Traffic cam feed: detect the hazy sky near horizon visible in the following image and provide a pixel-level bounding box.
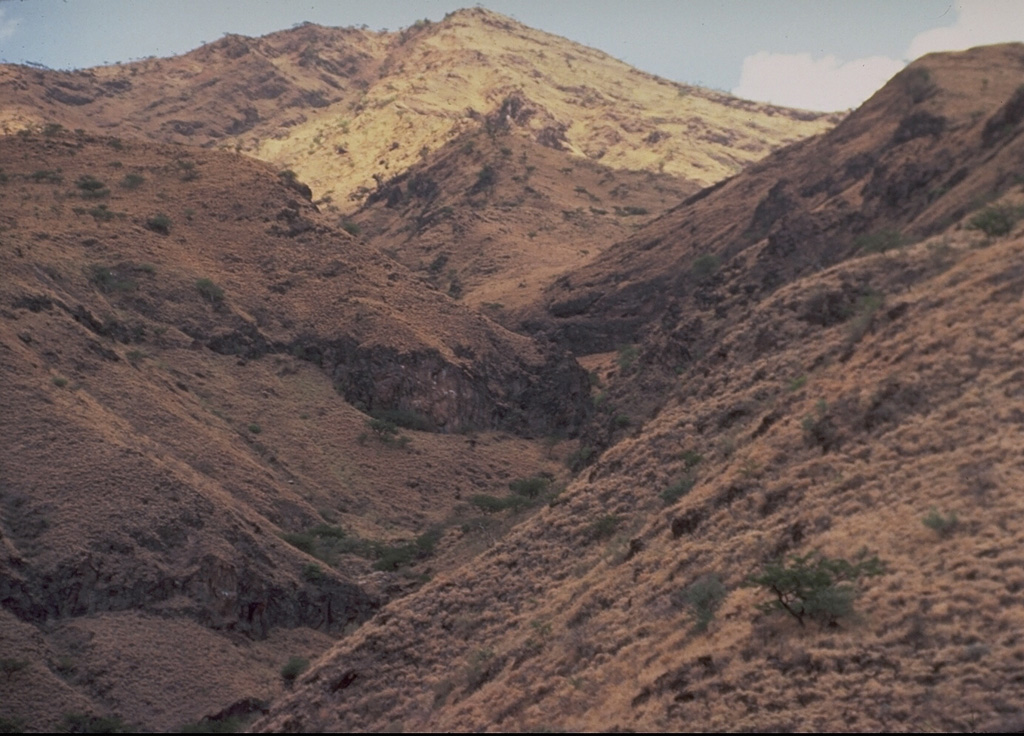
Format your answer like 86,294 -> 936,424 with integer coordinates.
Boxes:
1,0 -> 1022,111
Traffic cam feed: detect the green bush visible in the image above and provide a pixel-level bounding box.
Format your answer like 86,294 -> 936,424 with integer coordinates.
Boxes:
509,476 -> 550,498
922,507 -> 958,536
677,574 -> 727,633
280,656 -> 309,687
660,473 -> 696,505
302,563 -> 324,582
61,712 -> 129,733
146,213 -> 172,235
692,253 -> 720,280
372,408 -> 432,432
469,494 -> 534,513
855,229 -> 905,254
617,344 -> 639,371
120,173 -> 145,190
744,551 -> 884,628
76,175 -> 109,199
373,527 -> 442,571
341,221 -> 361,236
195,278 -> 224,303
31,169 -> 63,183
587,514 -> 622,542
968,204 -> 1021,238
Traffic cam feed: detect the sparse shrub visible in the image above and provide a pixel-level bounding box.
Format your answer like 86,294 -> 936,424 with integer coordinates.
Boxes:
76,204 -> 118,222
566,444 -> 595,472
52,376 -> 68,388
660,473 -> 696,505
0,658 -> 28,679
280,657 -> 309,687
247,423 -> 261,434
31,169 -> 62,183
744,551 -> 885,628
509,475 -> 550,498
680,450 -> 703,469
89,265 -> 135,293
42,122 -> 65,137
76,175 -> 109,198
922,507 -> 958,536
617,344 -> 639,371
0,716 -> 26,733
855,229 -> 904,254
195,278 -> 224,304
126,349 -> 146,365
587,514 -> 622,542
61,712 -> 129,733
373,527 -> 442,571
372,408 -> 432,432
341,220 -> 361,236
846,292 -> 883,345
692,253 -> 720,280
302,563 -> 324,582
180,715 -> 247,733
120,173 -> 145,190
677,574 -> 727,633
469,494 -> 533,513
968,203 -> 1021,238
145,213 -> 172,235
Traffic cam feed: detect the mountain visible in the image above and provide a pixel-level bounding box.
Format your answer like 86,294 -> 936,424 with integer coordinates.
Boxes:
0,130 -> 584,730
5,8 -> 1022,734
0,8 -> 835,205
252,44 -> 1024,732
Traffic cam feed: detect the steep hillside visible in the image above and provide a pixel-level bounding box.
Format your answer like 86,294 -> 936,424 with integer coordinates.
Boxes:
254,45 -> 1024,732
351,120 -> 697,310
0,9 -> 836,208
523,44 -> 1024,432
0,131 -> 583,730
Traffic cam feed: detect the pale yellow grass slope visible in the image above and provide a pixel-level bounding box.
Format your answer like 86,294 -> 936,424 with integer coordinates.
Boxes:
256,8 -> 836,204
256,206 -> 1024,732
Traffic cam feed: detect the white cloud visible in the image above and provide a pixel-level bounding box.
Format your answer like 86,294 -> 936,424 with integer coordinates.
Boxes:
0,9 -> 18,41
906,0 -> 1024,59
732,1 -> 1024,112
732,52 -> 904,111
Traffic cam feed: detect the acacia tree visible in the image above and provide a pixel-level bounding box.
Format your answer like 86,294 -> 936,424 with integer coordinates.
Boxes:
744,551 -> 885,627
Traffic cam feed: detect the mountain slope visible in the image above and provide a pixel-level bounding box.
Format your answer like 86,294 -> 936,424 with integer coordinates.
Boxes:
0,8 -> 836,208
253,44 -> 1024,733
0,130 -> 583,730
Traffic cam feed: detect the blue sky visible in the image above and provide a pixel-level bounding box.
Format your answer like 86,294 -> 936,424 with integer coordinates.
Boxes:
1,1 -> 1023,111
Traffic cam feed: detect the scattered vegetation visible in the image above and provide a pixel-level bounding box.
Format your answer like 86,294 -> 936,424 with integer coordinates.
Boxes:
968,203 -> 1021,238
52,376 -> 69,388
280,657 -> 309,687
922,507 -> 959,537
676,574 -> 727,633
61,712 -> 129,733
617,344 -> 639,372
373,527 -> 442,571
247,423 -> 262,434
89,265 -> 136,293
0,658 -> 28,680
691,253 -> 720,280
341,220 -> 361,236
855,229 -> 904,254
371,408 -> 432,432
660,473 -> 696,505
76,175 -> 109,199
145,212 -> 172,235
119,173 -> 145,190
744,551 -> 885,627
195,278 -> 224,304
31,169 -> 63,183
587,514 -> 622,542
